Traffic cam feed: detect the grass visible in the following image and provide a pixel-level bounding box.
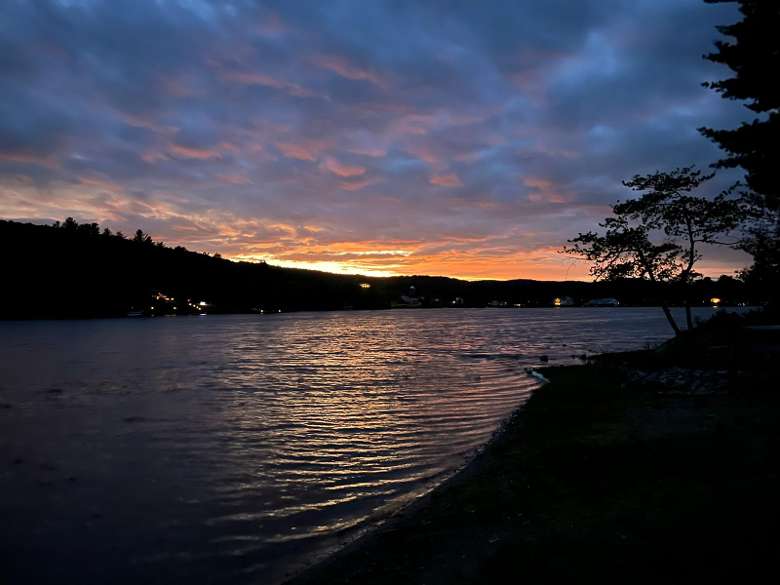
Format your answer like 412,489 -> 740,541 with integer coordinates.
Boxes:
289,358 -> 780,584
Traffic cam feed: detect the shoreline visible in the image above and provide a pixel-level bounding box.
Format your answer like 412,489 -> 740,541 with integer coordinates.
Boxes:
278,375 -> 543,584
287,344 -> 779,584
0,305 -> 755,322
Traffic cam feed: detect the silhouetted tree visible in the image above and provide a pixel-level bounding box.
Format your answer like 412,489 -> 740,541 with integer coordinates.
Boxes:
565,168 -> 744,335
133,229 -> 153,245
700,0 -> 780,303
618,167 -> 744,328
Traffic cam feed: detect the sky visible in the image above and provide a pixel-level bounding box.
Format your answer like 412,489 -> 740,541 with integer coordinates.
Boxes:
0,0 -> 753,280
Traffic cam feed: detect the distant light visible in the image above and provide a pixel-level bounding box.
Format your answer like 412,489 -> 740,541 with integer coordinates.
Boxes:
553,297 -> 562,307
199,301 -> 207,306
150,306 -> 155,310
359,283 -> 371,289
710,297 -> 721,305
173,306 -> 177,310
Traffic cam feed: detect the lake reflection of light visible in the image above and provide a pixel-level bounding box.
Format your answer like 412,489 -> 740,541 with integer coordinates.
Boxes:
0,307 -> 736,585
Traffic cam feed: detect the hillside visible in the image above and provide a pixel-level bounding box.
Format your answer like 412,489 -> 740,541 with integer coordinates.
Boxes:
0,219 -> 748,319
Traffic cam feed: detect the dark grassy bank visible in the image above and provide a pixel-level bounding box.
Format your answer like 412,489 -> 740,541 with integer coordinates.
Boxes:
289,330 -> 780,584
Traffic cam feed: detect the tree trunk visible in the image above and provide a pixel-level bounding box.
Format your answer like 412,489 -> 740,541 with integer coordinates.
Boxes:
685,303 -> 694,331
661,304 -> 681,336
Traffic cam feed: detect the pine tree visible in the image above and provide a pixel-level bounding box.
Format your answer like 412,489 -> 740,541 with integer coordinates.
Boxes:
700,0 -> 780,304
700,0 -> 780,207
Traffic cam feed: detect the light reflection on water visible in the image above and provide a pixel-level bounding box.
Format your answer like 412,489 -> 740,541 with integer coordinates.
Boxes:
0,307 -> 721,584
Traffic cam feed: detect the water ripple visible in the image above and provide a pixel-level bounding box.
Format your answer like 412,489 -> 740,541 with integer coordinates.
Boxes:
0,307 -> 721,584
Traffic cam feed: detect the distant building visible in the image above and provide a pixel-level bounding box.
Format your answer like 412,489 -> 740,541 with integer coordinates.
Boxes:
584,297 -> 620,307
487,300 -> 509,307
553,296 -> 575,307
398,285 -> 422,307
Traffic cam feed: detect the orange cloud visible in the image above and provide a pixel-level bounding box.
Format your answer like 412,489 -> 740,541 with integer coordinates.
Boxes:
227,236 -> 592,281
321,157 -> 366,178
429,173 -> 463,187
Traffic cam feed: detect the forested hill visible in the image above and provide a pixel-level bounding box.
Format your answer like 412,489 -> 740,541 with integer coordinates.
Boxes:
1,219 -> 747,319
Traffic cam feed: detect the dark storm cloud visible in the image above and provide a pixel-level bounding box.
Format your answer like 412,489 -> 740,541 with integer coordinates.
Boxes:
0,0 -> 749,278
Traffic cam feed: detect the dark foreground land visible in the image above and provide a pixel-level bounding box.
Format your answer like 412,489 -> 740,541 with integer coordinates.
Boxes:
290,317 -> 780,584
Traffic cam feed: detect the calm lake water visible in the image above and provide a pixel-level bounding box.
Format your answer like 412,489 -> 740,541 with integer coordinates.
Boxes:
0,307 -> 720,584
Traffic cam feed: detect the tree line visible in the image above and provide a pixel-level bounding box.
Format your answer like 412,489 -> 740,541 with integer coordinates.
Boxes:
0,217 -> 750,319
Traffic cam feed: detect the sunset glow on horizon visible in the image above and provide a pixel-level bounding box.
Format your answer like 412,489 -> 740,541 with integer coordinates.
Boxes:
0,0 -> 753,280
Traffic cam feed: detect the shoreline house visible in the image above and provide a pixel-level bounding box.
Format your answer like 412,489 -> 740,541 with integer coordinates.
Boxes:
396,285 -> 422,308
553,296 -> 575,307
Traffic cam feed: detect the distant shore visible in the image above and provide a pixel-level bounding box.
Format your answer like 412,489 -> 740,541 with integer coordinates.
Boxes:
288,332 -> 779,584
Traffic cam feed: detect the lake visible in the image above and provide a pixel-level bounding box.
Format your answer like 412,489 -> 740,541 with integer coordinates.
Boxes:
0,307 -> 721,584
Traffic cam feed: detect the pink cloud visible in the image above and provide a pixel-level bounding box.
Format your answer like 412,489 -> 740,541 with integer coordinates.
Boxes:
78,175 -> 123,193
429,173 -> 463,188
254,12 -> 289,37
217,174 -> 252,185
0,150 -> 59,169
320,156 -> 366,178
389,113 -> 436,137
276,140 -> 328,161
348,145 -> 387,158
405,143 -> 441,167
339,177 -> 377,191
311,54 -> 386,87
221,71 -> 313,97
141,150 -> 167,163
169,144 -> 223,160
523,176 -> 569,203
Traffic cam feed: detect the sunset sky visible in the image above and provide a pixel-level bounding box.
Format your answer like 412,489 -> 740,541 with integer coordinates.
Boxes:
0,0 -> 752,280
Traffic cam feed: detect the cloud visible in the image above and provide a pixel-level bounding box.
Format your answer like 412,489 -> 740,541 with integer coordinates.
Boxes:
220,70 -> 314,97
169,144 -> 223,160
320,157 -> 366,178
310,54 -> 387,88
275,140 -> 329,161
430,173 -> 463,188
0,0 -> 751,279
